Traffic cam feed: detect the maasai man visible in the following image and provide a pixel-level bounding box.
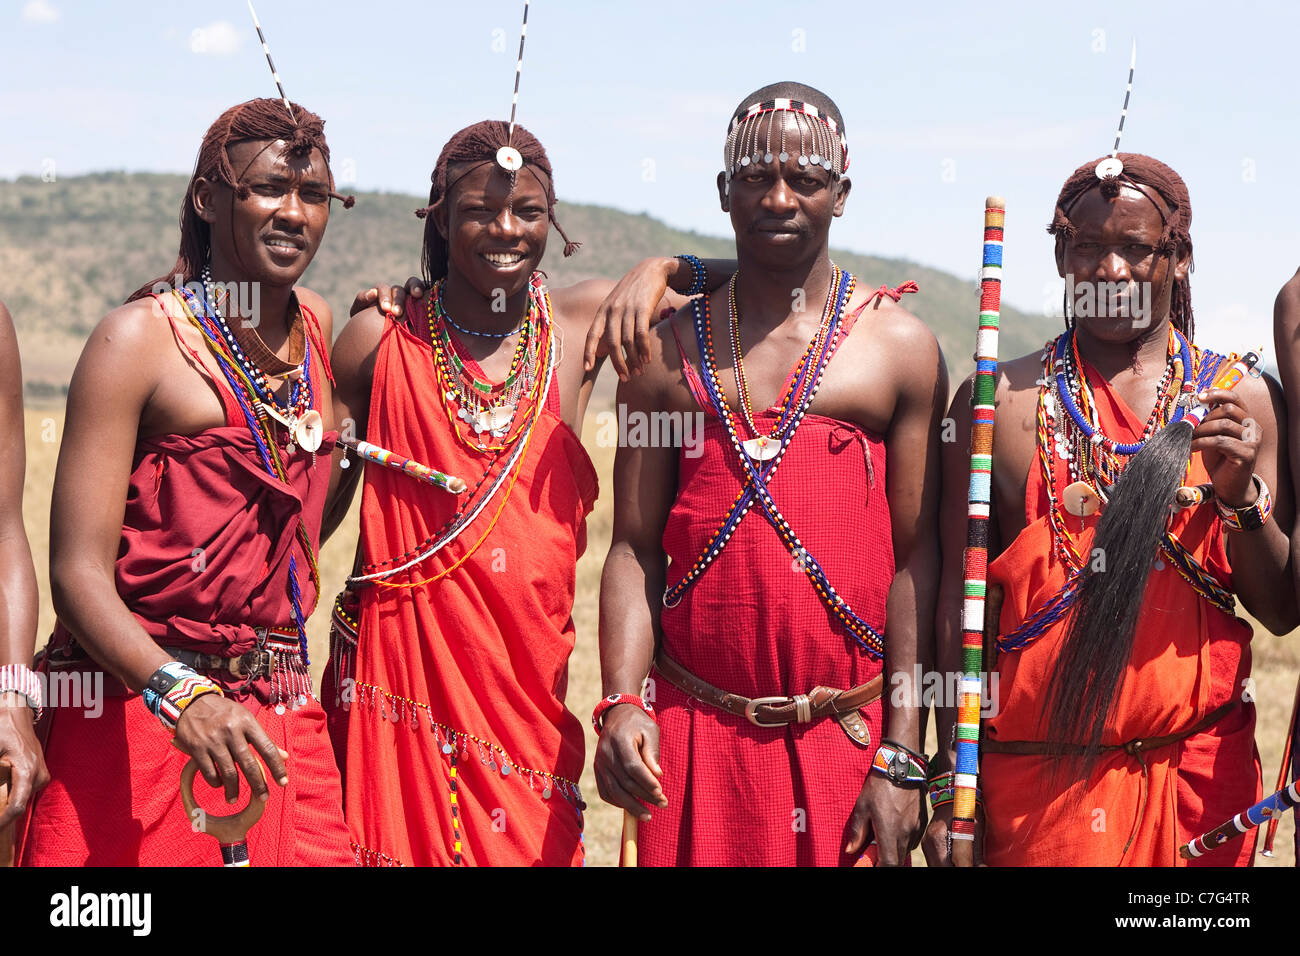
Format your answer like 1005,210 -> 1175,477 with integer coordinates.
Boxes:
595,82 -> 945,866
928,153 -> 1295,867
17,99 -> 355,866
0,301 -> 49,834
1272,265 -> 1300,865
325,119 -> 728,866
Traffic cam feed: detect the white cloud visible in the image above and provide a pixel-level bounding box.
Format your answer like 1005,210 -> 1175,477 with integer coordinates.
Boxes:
189,21 -> 242,56
22,0 -> 60,24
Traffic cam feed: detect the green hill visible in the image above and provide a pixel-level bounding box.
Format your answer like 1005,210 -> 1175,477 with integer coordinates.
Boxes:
0,172 -> 1053,400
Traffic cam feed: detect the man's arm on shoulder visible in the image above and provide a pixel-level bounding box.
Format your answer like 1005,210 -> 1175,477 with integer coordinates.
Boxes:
322,305 -> 386,542
593,327 -> 680,821
1273,273 -> 1300,628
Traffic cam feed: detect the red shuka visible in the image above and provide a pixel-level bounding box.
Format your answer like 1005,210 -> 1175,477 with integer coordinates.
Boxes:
328,314 -> 597,867
640,306 -> 893,866
983,353 -> 1260,867
17,298 -> 351,867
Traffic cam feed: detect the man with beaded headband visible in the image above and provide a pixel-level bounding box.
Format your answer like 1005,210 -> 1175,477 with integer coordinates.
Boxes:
323,119 -> 731,866
16,98 -> 355,866
595,82 -> 945,866
929,153 -> 1295,867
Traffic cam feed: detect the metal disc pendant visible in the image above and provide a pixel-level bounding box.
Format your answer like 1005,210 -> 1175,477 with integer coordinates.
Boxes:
275,704 -> 286,715
778,151 -> 789,163
1063,480 -> 1101,517
798,155 -> 809,167
442,743 -> 453,755
294,409 -> 324,453
763,152 -> 773,164
496,145 -> 524,171
742,436 -> 780,461
542,787 -> 552,800
810,153 -> 820,165
500,763 -> 511,776
739,155 -> 751,167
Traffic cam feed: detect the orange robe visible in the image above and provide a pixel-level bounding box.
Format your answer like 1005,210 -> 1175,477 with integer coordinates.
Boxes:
983,354 -> 1261,867
327,314 -> 597,867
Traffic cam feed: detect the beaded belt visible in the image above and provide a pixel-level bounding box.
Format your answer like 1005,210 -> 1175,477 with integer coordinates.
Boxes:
165,626 -> 314,710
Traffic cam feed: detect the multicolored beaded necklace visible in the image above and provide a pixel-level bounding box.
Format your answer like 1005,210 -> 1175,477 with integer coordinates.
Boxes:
171,284 -> 321,671
349,273 -> 556,589
428,274 -> 545,450
998,332 -> 1234,653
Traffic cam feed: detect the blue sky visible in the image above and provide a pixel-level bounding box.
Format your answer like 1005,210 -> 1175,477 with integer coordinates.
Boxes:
2,0 -> 1297,359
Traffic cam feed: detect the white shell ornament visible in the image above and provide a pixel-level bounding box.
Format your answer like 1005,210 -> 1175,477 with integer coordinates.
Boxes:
496,145 -> 524,172
1095,156 -> 1124,180
742,436 -> 780,461
1063,480 -> 1101,517
293,409 -> 324,453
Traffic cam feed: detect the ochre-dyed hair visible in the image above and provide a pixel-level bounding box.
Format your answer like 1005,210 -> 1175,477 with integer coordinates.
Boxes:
1048,152 -> 1195,340
127,97 -> 351,303
414,120 -> 579,283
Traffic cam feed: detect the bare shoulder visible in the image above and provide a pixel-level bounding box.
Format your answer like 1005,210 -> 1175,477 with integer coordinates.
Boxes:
85,297 -> 172,358
332,304 -> 388,379
296,285 -> 335,340
551,278 -> 615,330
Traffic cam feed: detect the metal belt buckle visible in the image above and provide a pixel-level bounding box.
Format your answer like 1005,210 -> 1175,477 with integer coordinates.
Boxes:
744,696 -> 793,728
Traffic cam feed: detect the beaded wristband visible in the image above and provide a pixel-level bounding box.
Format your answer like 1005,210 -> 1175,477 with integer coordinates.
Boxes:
141,661 -> 223,734
675,254 -> 707,297
592,693 -> 656,735
927,770 -> 981,811
0,663 -> 43,721
872,741 -> 928,788
1215,474 -> 1273,532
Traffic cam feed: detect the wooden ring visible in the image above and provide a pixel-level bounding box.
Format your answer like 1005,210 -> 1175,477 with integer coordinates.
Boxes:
180,758 -> 266,845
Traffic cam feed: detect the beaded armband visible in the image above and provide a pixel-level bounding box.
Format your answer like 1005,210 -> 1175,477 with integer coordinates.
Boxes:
871,741 -> 928,789
592,693 -> 656,735
0,663 -> 43,721
141,661 -> 223,734
927,770 -> 982,811
1216,474 -> 1272,532
674,254 -> 707,297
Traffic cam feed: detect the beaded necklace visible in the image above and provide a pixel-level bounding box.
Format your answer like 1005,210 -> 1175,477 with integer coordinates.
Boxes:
727,271 -> 835,460
171,287 -> 321,668
428,274 -> 545,449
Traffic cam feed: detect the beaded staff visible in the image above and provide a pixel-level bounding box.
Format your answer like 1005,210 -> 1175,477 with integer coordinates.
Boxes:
246,1 -> 295,123
340,438 -> 468,495
951,197 -> 1005,866
1181,779 -> 1300,860
1262,675 -> 1300,855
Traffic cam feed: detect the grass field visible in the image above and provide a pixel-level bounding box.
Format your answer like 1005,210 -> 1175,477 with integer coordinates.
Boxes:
19,404 -> 1300,866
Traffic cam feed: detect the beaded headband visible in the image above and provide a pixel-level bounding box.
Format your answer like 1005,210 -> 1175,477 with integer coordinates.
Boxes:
723,98 -> 849,190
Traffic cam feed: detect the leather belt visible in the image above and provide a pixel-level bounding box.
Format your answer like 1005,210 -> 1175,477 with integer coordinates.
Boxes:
981,700 -> 1239,757
653,649 -> 882,747
164,625 -> 300,682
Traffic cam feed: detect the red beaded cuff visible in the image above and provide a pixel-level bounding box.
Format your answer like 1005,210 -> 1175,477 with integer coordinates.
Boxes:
592,693 -> 656,735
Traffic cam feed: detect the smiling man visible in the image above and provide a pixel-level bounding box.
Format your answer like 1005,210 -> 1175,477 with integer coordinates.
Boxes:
17,99 -> 354,866
929,153 -> 1294,867
323,119 -> 728,867
594,82 -> 945,866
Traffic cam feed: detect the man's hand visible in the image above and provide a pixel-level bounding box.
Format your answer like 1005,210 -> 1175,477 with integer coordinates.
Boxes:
921,801 -> 986,866
583,257 -> 677,380
172,694 -> 288,804
845,772 -> 925,865
593,704 -> 667,822
1193,386 -> 1262,508
0,696 -> 49,827
350,277 -> 426,318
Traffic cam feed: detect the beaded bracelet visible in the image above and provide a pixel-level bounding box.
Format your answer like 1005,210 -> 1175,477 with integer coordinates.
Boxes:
871,741 -> 929,788
675,254 -> 707,297
0,663 -> 43,721
1215,474 -> 1273,532
141,661 -> 223,734
592,693 -> 656,735
927,770 -> 982,811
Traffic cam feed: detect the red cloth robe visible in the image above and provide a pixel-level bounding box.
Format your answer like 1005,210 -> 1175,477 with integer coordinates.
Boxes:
326,313 -> 596,867
16,299 -> 351,867
983,353 -> 1260,867
640,305 -> 894,866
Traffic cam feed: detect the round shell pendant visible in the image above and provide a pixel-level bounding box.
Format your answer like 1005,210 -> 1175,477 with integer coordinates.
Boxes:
293,409 -> 324,453
742,436 -> 780,461
1063,480 -> 1101,517
496,145 -> 524,171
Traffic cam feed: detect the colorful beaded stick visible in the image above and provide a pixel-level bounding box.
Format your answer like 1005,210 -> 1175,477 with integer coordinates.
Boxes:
951,197 -> 1004,865
339,438 -> 467,495
1181,780 -> 1300,860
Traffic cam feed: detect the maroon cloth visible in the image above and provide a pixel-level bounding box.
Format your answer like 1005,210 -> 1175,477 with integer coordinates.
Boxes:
639,306 -> 894,866
19,300 -> 351,866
